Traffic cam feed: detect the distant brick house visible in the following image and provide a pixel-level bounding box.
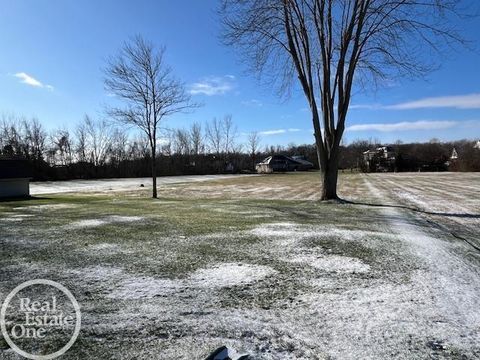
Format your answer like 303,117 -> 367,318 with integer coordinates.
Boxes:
0,158 -> 32,198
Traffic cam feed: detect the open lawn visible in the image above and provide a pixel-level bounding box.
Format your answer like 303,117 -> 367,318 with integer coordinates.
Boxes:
1,172 -> 479,359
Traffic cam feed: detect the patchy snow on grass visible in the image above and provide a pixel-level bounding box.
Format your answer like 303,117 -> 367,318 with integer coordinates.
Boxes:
83,262 -> 277,300
84,243 -> 134,255
70,265 -> 124,282
14,203 -> 78,211
1,214 -> 35,222
249,222 -> 377,249
88,243 -> 121,251
288,253 -> 370,273
108,276 -> 180,300
249,222 -> 310,239
68,219 -> 107,228
189,263 -> 276,288
67,215 -> 144,229
107,215 -> 144,222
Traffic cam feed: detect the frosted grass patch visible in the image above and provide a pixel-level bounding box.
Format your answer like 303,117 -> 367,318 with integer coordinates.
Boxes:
108,276 -> 180,300
84,243 -> 134,254
249,222 -> 307,238
249,222 -> 378,244
69,219 -> 107,228
108,215 -> 144,222
105,263 -> 276,299
1,214 -> 35,222
13,203 -> 78,211
189,263 -> 276,288
69,265 -> 124,282
67,215 -> 144,228
288,254 -> 370,273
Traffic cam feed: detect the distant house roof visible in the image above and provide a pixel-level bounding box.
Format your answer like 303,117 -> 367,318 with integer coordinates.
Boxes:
450,148 -> 459,160
257,155 -> 302,166
0,159 -> 32,179
291,155 -> 314,167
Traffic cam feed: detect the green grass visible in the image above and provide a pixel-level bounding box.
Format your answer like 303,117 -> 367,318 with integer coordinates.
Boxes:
2,172 -> 470,359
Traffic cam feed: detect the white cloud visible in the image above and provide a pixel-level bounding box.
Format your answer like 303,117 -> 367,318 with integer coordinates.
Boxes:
189,75 -> 235,96
347,120 -> 457,132
259,128 -> 304,136
349,104 -> 382,110
242,99 -> 263,107
14,72 -> 54,90
386,94 -> 480,110
259,129 -> 286,135
350,93 -> 480,111
14,72 -> 54,91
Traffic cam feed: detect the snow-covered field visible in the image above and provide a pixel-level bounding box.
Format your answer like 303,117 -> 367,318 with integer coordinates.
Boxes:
30,174 -> 254,195
1,172 -> 479,359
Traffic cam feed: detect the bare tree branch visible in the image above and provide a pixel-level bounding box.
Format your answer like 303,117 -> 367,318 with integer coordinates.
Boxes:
220,0 -> 467,200
104,35 -> 198,198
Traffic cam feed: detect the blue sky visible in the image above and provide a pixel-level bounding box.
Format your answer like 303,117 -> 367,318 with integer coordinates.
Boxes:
1,0 -> 480,148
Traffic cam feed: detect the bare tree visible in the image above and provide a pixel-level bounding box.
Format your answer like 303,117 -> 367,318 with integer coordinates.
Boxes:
206,117 -> 223,155
104,35 -> 196,198
49,129 -> 73,166
222,114 -> 237,155
75,122 -> 88,163
22,117 -> 47,161
109,128 -> 129,164
159,130 -> 174,156
221,0 -> 465,200
0,114 -> 22,156
189,122 -> 203,155
173,128 -> 190,155
247,131 -> 261,170
128,135 -> 150,160
83,115 -> 112,166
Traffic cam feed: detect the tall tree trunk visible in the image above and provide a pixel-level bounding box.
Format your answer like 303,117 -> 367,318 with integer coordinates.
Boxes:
315,136 -> 340,201
320,158 -> 339,200
151,146 -> 157,199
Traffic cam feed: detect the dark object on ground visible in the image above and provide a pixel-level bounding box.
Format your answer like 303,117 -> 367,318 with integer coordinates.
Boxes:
140,183 -> 144,187
205,346 -> 231,360
204,346 -> 251,360
427,340 -> 447,351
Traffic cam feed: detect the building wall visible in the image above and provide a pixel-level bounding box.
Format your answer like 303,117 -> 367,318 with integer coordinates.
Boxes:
256,164 -> 273,174
0,178 -> 30,198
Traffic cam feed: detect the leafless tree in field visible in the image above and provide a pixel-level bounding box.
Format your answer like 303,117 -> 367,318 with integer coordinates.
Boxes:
221,0 -> 465,200
104,35 -> 196,198
110,128 -> 129,164
206,117 -> 223,155
174,128 -> 191,155
222,114 -> 237,155
189,122 -> 204,155
83,115 -> 113,166
75,122 -> 88,163
22,117 -> 47,161
248,131 -> 261,170
49,129 -> 73,166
